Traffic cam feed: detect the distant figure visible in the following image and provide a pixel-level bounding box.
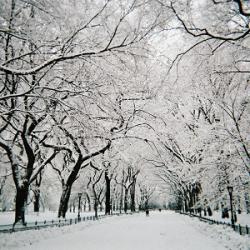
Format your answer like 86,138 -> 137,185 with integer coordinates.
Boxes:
146,209 -> 149,216
159,208 -> 161,212
222,207 -> 229,218
233,211 -> 237,223
207,207 -> 212,216
197,207 -> 202,217
203,208 -> 207,216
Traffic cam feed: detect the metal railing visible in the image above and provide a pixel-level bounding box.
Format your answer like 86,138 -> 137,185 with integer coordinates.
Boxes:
0,212 -> 134,234
177,211 -> 249,236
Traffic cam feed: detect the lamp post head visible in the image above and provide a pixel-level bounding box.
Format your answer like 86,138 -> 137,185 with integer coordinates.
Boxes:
227,186 -> 233,194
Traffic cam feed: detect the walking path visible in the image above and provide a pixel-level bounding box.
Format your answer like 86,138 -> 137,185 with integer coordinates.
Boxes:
13,211 -> 232,250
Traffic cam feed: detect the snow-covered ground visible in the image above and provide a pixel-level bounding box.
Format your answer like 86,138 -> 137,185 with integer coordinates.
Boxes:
0,211 -> 249,250
0,211 -> 104,225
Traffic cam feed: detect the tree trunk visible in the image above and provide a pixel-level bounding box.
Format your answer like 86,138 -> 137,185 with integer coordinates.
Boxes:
100,202 -> 103,212
130,181 -> 136,212
111,199 -> 114,213
145,197 -> 148,210
33,189 -> 40,212
94,201 -> 98,218
58,185 -> 72,218
85,193 -> 91,211
105,171 -> 111,215
124,189 -> 129,213
83,200 -> 86,212
116,200 -> 119,212
14,184 -> 29,225
120,186 -> 124,213
58,156 -> 84,218
33,170 -> 43,212
184,198 -> 188,212
245,191 -> 250,214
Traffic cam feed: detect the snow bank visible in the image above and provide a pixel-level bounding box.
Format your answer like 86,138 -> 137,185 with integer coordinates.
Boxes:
0,216 -> 108,250
182,214 -> 250,250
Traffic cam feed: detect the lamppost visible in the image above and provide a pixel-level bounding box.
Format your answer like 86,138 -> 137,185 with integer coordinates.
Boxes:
227,185 -> 234,228
78,193 -> 82,221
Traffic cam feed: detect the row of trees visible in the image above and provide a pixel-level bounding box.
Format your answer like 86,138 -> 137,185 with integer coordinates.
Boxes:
56,158 -> 155,218
0,0 -> 163,224
150,0 -> 250,213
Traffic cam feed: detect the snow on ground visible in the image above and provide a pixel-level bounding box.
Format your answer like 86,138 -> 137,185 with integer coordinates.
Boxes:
0,211 -> 249,250
0,211 -> 103,225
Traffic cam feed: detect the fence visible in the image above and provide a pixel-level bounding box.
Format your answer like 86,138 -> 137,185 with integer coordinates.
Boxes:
0,212 -> 132,234
177,211 -> 249,236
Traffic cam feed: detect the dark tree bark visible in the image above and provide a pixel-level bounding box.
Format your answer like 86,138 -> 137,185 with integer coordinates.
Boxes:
0,111 -> 57,226
14,184 -> 29,225
33,171 -> 42,212
91,170 -> 104,218
94,200 -> 98,218
13,122 -> 36,225
85,193 -> 91,211
83,199 -> 86,211
56,137 -> 111,218
58,185 -> 72,218
33,189 -> 40,212
119,180 -> 124,213
184,197 -> 188,212
57,156 -> 83,218
105,170 -> 111,215
130,180 -> 136,212
124,188 -> 129,213
144,195 -> 149,210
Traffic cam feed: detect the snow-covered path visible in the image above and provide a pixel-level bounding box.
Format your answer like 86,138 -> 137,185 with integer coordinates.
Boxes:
14,211 -> 231,250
